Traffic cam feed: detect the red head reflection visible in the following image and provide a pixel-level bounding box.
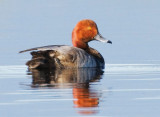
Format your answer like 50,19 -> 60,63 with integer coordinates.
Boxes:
73,87 -> 99,115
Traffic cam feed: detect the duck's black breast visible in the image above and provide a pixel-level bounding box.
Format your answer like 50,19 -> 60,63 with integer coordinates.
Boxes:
20,45 -> 105,69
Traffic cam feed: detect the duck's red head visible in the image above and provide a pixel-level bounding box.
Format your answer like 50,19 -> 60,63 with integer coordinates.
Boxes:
72,19 -> 112,49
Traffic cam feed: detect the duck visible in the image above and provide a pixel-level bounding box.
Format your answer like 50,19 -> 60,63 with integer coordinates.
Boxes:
20,19 -> 112,69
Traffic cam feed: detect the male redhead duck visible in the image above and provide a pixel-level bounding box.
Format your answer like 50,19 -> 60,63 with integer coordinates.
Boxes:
20,19 -> 112,69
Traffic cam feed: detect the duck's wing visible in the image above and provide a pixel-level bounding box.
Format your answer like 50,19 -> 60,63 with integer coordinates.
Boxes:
19,45 -> 104,68
19,45 -> 66,53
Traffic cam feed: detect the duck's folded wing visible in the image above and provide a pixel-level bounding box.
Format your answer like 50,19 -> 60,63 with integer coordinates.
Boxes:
19,45 -> 66,53
19,45 -> 104,68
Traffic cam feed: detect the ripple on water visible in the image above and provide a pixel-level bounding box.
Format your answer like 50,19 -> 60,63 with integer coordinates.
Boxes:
105,64 -> 160,75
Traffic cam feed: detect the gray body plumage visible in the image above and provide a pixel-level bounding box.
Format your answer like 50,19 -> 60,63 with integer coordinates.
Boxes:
20,45 -> 104,69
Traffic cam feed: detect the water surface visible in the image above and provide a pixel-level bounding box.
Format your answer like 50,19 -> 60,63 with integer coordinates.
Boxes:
1,64 -> 160,117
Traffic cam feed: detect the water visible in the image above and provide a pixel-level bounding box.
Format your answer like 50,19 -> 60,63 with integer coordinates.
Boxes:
1,0 -> 160,117
1,64 -> 160,117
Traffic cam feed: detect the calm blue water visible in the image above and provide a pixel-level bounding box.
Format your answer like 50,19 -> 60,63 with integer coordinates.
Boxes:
0,64 -> 160,117
0,0 -> 160,117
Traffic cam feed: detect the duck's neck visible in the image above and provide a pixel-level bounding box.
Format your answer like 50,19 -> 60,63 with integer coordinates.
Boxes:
72,40 -> 89,49
72,31 -> 89,50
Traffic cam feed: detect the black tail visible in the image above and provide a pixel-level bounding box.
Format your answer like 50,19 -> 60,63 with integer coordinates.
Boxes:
26,50 -> 63,69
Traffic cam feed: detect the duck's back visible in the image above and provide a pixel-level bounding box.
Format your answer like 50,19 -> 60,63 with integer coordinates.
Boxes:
20,45 -> 104,69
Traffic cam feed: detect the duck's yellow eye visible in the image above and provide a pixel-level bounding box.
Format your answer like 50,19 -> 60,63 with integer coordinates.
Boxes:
87,26 -> 92,30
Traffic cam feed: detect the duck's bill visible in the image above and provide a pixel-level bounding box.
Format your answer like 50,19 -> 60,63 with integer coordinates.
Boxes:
94,34 -> 112,44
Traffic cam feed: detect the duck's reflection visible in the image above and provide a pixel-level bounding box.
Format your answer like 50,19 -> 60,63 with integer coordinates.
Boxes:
73,87 -> 100,115
28,68 -> 104,115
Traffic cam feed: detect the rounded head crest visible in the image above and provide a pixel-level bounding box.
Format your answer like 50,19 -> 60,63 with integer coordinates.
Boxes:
74,19 -> 98,42
72,19 -> 112,49
72,19 -> 98,49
